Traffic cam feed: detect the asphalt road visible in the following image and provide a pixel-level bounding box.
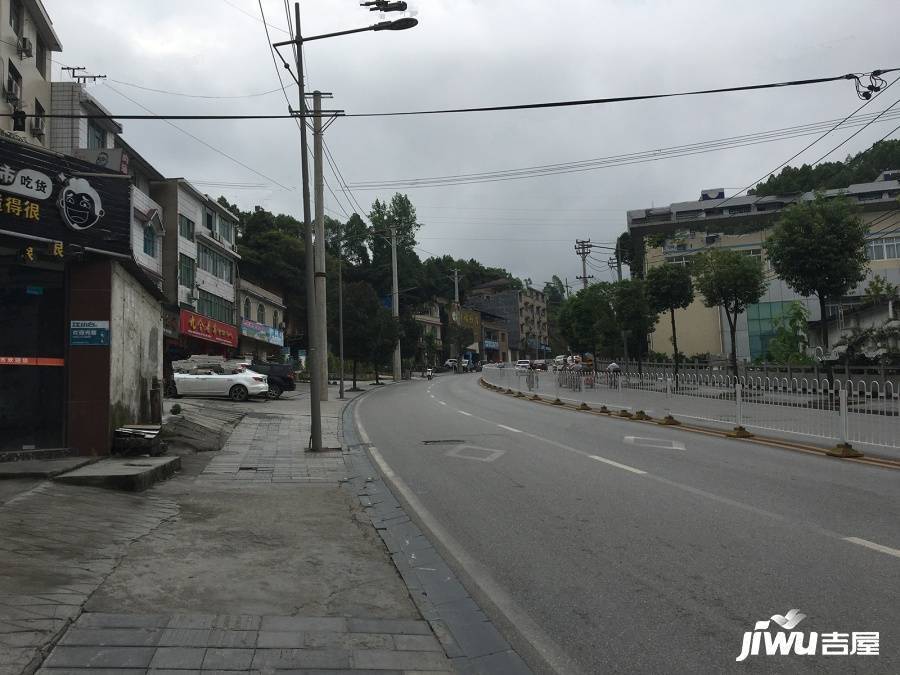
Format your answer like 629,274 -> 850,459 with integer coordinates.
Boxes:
353,373 -> 900,674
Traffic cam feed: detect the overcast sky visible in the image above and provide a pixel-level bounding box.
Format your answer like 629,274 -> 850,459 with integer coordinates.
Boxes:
45,0 -> 900,287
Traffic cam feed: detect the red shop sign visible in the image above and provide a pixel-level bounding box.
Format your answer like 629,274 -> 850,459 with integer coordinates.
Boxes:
179,309 -> 238,347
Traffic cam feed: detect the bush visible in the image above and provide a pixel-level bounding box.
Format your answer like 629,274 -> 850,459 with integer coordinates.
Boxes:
170,404 -> 182,415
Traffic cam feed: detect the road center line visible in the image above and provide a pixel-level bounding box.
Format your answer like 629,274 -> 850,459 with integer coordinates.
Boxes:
589,455 -> 647,475
844,536 -> 900,559
458,410 -> 473,416
497,424 -> 522,433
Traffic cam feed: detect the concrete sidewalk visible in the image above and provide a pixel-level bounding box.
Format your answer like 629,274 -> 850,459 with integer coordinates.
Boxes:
8,384 -> 454,674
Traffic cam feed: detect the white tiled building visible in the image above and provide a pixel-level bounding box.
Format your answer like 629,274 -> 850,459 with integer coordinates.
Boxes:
0,0 -> 61,147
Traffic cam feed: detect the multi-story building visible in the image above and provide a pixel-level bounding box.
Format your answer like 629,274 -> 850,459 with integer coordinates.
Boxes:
0,0 -> 61,147
627,173 -> 900,361
481,311 -> 510,363
49,82 -> 123,158
467,279 -> 549,360
152,179 -> 241,362
237,276 -> 285,360
413,300 -> 443,364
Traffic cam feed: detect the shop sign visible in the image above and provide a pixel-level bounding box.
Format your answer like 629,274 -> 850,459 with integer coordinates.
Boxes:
180,309 -> 238,347
0,356 -> 64,366
240,318 -> 284,347
0,138 -> 131,256
70,320 -> 110,346
484,339 -> 500,350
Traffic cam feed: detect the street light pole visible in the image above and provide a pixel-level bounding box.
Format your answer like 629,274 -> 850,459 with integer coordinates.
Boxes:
294,3 -> 322,451
391,225 -> 401,382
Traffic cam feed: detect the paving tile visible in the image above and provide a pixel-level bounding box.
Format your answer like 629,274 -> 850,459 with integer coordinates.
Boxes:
351,648 -> 450,671
213,615 -> 261,631
201,648 -> 254,670
59,627 -> 162,647
347,619 -> 431,635
256,630 -> 305,648
76,613 -> 169,629
260,616 -> 347,633
167,614 -> 216,629
393,634 -> 443,652
304,631 -> 394,650
251,647 -> 351,670
43,645 -> 156,668
158,628 -> 211,647
443,618 -> 508,658
149,646 -> 206,669
455,649 -> 532,675
207,629 -> 257,648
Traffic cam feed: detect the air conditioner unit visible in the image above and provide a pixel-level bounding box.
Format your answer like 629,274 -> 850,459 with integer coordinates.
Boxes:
30,116 -> 44,138
4,81 -> 21,105
16,37 -> 33,58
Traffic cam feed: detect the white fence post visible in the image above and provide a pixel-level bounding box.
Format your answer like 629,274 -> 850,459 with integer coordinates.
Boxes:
839,387 -> 849,446
729,382 -> 753,437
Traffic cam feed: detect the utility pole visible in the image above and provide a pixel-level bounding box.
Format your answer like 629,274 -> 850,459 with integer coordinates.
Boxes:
391,226 -> 401,382
563,277 -> 572,298
575,239 -> 593,289
337,221 -> 345,400
292,3 -> 321,451
452,268 -> 460,303
613,238 -> 629,364
313,91 -> 328,401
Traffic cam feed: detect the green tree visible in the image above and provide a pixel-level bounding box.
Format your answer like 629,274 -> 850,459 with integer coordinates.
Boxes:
766,301 -> 812,364
342,282 -> 381,390
557,283 -> 619,357
765,193 -> 867,348
645,263 -> 694,375
612,279 -> 657,367
863,274 -> 899,305
693,249 -> 767,374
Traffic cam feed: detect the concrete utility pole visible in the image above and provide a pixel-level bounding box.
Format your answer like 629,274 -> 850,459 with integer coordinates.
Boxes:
293,4 -> 321,451
614,238 -> 629,364
452,268 -> 460,303
313,91 -> 328,401
337,221 -> 345,399
391,226 -> 401,382
575,239 -> 593,289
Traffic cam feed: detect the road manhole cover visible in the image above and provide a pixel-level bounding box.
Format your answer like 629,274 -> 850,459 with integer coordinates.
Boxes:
421,440 -> 465,445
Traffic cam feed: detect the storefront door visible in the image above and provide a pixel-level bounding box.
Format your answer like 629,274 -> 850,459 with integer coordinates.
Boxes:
0,262 -> 65,452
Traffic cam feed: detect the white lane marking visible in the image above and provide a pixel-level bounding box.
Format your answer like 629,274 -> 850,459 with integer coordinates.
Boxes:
624,436 -> 686,451
439,401 -> 447,406
429,394 -> 435,399
496,424 -> 522,433
446,444 -> 506,463
844,537 -> 900,559
589,455 -> 647,475
365,444 -> 581,674
457,410 -> 473,417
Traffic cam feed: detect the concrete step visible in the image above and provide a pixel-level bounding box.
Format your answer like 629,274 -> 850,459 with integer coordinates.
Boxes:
53,456 -> 181,492
0,455 -> 98,479
0,447 -> 76,463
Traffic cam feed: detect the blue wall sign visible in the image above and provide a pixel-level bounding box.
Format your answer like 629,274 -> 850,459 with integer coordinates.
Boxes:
70,320 -> 110,346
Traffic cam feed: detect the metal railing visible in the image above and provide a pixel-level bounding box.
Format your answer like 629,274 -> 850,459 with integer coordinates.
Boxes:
480,365 -> 899,450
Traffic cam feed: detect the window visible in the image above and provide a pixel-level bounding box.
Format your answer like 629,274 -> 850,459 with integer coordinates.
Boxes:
243,297 -> 251,319
178,254 -> 195,289
197,290 -> 234,324
257,304 -> 265,325
205,209 -> 215,232
866,236 -> 899,261
273,310 -> 279,329
35,37 -> 47,78
219,218 -> 233,243
197,244 -> 234,283
9,0 -> 23,36
178,214 -> 194,240
87,120 -> 106,150
7,61 -> 21,102
143,226 -> 156,257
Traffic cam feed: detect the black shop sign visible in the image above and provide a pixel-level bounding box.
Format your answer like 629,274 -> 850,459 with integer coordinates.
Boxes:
0,136 -> 131,256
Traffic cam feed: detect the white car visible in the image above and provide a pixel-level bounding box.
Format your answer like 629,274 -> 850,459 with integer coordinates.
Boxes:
514,359 -> 532,374
173,366 -> 268,402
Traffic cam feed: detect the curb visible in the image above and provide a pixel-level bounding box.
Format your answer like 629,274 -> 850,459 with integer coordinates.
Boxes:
341,386 -> 536,675
478,378 -> 900,471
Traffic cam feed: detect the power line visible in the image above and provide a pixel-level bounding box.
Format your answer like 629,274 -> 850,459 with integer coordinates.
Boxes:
338,68 -> 898,118
347,108 -> 900,189
223,0 -> 289,33
100,82 -> 293,190
105,77 -> 294,99
806,93 -> 900,166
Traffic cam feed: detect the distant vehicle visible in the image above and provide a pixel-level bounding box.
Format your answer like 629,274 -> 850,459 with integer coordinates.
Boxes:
532,359 -> 548,371
515,359 -> 532,373
426,367 -> 433,380
443,358 -> 458,369
173,365 -> 268,402
249,361 -> 296,399
553,355 -> 567,370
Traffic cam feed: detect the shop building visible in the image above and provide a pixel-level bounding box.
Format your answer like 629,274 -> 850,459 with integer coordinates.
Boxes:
0,135 -> 164,456
152,179 -> 241,366
237,276 -> 285,360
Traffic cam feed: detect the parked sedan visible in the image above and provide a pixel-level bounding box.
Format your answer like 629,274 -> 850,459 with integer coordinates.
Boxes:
173,367 -> 268,402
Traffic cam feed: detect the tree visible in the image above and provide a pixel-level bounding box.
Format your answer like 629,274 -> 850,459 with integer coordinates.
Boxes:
864,274 -> 899,305
766,301 -> 812,364
765,193 -> 868,348
342,282 -> 381,390
645,263 -> 694,375
612,279 -> 657,368
557,283 -> 619,357
693,249 -> 766,374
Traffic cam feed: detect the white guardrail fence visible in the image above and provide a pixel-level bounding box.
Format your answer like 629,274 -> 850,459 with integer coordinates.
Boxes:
480,365 -> 900,450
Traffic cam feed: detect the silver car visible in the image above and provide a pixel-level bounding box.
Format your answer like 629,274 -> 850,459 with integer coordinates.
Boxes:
173,366 -> 268,402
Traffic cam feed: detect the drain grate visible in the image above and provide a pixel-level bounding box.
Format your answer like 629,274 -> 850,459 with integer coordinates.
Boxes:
421,440 -> 465,445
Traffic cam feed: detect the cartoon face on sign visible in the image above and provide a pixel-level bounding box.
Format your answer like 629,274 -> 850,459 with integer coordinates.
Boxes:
57,177 -> 104,231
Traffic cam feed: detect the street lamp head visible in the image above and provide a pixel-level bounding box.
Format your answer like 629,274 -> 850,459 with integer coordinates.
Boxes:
373,16 -> 418,31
